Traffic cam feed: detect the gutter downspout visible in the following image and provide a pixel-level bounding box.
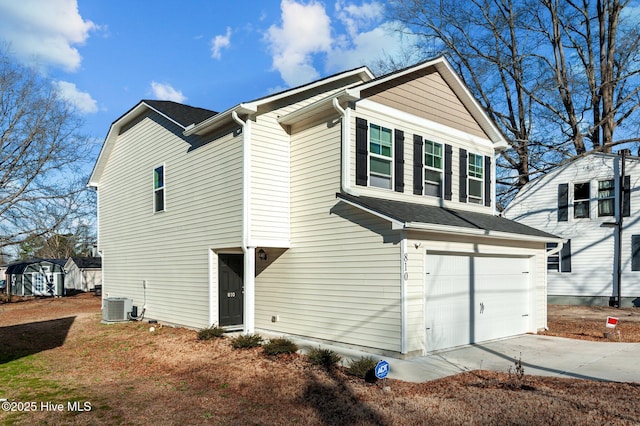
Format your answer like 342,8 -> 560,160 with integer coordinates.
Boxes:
332,98 -> 360,196
232,111 -> 255,334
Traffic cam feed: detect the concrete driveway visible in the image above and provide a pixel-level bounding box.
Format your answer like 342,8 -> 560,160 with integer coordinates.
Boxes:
386,334 -> 640,383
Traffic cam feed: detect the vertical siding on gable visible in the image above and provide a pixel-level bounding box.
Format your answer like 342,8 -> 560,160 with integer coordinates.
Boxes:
254,116 -> 403,353
362,68 -> 487,139
99,112 -> 243,329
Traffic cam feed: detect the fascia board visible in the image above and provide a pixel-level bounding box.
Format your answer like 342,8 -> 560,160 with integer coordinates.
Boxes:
277,90 -> 360,126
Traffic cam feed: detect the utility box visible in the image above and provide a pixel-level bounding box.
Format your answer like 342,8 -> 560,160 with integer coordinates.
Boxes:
102,297 -> 133,322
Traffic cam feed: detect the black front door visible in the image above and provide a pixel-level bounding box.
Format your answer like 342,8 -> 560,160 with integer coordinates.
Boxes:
218,254 -> 243,326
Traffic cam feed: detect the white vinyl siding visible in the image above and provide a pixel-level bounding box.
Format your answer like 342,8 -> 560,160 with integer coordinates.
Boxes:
503,153 -> 640,301
98,112 -> 243,328
254,116 -> 403,353
250,115 -> 291,244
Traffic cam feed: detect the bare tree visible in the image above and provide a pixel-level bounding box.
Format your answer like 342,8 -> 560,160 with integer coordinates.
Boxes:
0,51 -> 94,253
387,0 -> 640,206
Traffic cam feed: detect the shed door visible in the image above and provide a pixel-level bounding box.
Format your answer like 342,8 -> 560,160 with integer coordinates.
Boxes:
425,253 -> 531,352
218,254 -> 243,326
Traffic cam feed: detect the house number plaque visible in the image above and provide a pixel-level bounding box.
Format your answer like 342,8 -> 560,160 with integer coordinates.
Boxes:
227,292 -> 236,298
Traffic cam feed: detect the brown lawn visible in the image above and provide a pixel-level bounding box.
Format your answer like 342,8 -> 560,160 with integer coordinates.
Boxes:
0,294 -> 639,425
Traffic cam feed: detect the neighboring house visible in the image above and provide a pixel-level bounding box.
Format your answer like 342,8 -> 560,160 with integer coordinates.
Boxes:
5,259 -> 66,296
64,257 -> 102,292
503,151 -> 640,307
89,56 -> 559,356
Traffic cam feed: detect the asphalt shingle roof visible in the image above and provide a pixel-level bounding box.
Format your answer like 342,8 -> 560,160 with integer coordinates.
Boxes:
70,257 -> 102,269
143,100 -> 217,128
337,193 -> 558,239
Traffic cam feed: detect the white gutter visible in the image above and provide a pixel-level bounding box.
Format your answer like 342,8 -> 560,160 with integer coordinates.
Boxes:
332,97 -> 361,196
231,110 -> 255,334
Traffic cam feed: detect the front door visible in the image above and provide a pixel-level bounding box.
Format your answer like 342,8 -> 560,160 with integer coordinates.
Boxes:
218,254 -> 243,326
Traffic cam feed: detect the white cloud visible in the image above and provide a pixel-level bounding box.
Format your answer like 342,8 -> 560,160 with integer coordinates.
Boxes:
264,0 -> 414,86
265,0 -> 332,86
335,0 -> 384,38
150,81 -> 187,103
211,27 -> 232,59
53,80 -> 98,114
0,0 -> 95,72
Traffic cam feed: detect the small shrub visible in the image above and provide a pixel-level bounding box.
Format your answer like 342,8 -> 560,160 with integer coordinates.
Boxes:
507,353 -> 526,388
262,338 -> 298,355
197,326 -> 225,340
308,347 -> 341,368
347,356 -> 378,382
231,333 -> 263,349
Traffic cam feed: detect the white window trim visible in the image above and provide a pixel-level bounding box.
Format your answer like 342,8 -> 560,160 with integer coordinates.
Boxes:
597,179 -> 615,217
424,140 -> 443,198
468,153 -> 484,204
153,163 -> 166,213
368,123 -> 394,190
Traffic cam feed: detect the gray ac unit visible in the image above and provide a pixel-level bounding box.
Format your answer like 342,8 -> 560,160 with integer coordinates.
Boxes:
103,297 -> 133,322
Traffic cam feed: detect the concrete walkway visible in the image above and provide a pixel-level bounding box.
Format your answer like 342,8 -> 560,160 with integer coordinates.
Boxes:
293,334 -> 640,384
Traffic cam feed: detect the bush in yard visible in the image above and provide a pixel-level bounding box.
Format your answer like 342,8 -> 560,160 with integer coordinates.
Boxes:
347,356 -> 378,382
231,333 -> 263,349
262,338 -> 298,355
307,346 -> 341,368
197,325 -> 225,340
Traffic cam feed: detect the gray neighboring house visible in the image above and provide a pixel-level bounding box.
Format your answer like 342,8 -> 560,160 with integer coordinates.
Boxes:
64,257 -> 102,292
90,57 -> 560,357
5,259 -> 66,296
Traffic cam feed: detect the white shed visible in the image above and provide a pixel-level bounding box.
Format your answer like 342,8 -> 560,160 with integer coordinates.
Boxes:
64,257 -> 102,292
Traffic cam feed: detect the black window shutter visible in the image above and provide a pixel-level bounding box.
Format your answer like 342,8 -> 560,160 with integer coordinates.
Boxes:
394,129 -> 404,192
484,155 -> 491,207
558,184 -> 569,222
355,118 -> 368,186
413,135 -> 423,195
459,149 -> 467,203
444,144 -> 453,200
632,235 -> 640,271
560,239 -> 572,273
623,175 -> 631,217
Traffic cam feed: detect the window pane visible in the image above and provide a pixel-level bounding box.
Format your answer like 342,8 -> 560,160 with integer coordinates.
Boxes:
370,157 -> 391,175
370,174 -> 392,189
469,179 -> 482,197
424,182 -> 441,197
154,166 -> 164,189
370,124 -> 392,158
598,199 -> 614,216
425,169 -> 442,183
468,153 -> 483,178
424,140 -> 443,169
574,200 -> 589,218
574,182 -> 589,200
155,188 -> 164,212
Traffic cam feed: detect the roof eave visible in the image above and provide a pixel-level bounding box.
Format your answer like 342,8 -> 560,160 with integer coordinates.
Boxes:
277,89 -> 360,126
183,103 -> 257,136
399,221 -> 564,243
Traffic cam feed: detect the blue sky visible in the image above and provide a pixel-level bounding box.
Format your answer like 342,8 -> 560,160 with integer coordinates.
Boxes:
0,0 -> 415,148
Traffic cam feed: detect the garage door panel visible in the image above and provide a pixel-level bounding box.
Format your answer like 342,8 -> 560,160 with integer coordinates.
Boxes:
425,253 -> 530,352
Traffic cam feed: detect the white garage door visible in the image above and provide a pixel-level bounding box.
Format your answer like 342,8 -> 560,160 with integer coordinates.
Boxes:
425,253 -> 531,352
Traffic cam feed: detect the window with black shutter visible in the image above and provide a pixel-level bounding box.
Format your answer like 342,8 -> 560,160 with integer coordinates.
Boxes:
394,129 -> 404,192
557,184 -> 569,221
355,118 -> 368,186
459,149 -> 467,202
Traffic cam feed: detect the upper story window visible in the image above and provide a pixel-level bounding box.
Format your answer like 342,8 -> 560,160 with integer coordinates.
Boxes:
424,140 -> 443,197
573,182 -> 590,218
598,179 -> 615,217
369,124 -> 393,189
468,153 -> 483,204
154,165 -> 165,212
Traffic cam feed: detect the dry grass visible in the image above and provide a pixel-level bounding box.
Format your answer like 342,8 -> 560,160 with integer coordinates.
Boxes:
1,295 -> 639,425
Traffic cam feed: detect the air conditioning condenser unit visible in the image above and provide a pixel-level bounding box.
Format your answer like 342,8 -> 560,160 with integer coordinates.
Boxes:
103,297 -> 133,322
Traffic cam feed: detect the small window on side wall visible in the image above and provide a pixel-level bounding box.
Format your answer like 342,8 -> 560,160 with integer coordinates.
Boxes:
598,179 -> 614,217
468,153 -> 483,204
154,165 -> 165,212
573,182 -> 590,218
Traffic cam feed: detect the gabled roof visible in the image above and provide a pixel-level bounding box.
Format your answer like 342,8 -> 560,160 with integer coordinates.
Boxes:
142,100 -> 217,128
67,257 -> 102,269
336,193 -> 560,242
89,100 -> 216,187
279,56 -> 508,150
6,258 -> 66,275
